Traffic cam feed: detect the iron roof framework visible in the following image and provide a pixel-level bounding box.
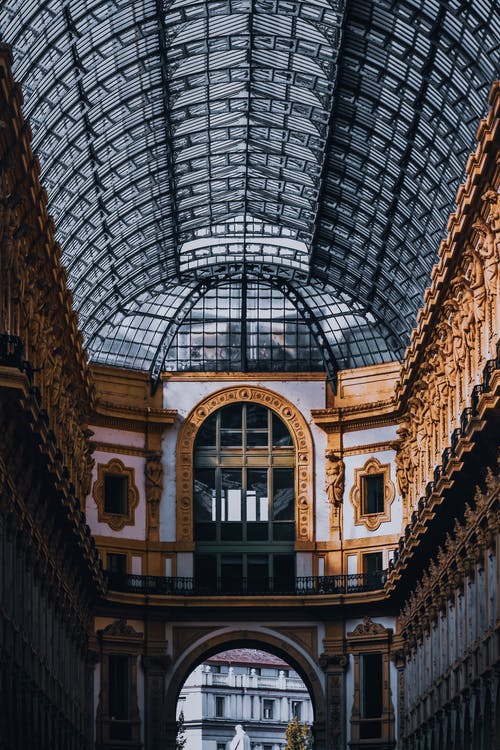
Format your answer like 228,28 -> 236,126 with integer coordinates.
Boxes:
1,0 -> 498,383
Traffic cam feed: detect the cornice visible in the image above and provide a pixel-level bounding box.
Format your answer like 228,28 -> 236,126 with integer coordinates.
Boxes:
311,399 -> 398,433
386,377 -> 499,595
92,441 -> 147,457
0,45 -> 94,407
92,399 -> 177,432
343,440 -> 397,456
396,80 -> 500,406
162,371 -> 327,382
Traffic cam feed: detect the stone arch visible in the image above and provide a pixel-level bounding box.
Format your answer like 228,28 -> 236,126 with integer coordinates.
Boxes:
176,385 -> 315,546
164,626 -> 326,748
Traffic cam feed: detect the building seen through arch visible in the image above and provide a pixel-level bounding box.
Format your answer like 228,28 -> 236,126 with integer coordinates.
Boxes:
177,649 -> 313,750
0,3 -> 499,749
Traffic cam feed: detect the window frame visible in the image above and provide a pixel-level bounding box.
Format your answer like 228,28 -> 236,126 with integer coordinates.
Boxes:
175,386 -> 315,549
93,458 -> 140,531
193,402 -> 297,592
350,456 -> 395,532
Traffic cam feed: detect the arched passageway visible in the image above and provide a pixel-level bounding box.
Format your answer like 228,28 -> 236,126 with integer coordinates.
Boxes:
164,628 -> 327,749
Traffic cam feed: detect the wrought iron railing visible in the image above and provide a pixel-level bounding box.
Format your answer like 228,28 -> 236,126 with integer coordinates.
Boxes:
106,571 -> 387,596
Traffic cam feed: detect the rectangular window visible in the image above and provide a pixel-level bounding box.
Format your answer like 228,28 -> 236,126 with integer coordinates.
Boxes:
104,475 -> 128,515
274,554 -> 295,594
247,555 -> 268,594
218,744 -> 226,750
221,469 -> 243,540
363,552 -> 384,588
221,555 -> 243,593
363,474 -> 384,515
107,553 -> 127,574
108,654 -> 130,720
215,696 -> 225,717
360,653 -> 383,739
263,699 -> 274,719
291,700 -> 302,720
363,552 -> 383,575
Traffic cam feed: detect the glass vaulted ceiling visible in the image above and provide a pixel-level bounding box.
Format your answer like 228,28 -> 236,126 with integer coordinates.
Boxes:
1,0 -> 498,385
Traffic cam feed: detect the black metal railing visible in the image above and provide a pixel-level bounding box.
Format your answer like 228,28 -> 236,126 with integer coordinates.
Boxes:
106,571 -> 387,596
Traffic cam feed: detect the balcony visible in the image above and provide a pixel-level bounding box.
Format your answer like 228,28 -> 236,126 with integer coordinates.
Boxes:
106,571 -> 387,597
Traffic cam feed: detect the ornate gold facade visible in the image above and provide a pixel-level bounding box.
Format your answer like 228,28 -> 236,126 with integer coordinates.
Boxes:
0,41 -> 499,750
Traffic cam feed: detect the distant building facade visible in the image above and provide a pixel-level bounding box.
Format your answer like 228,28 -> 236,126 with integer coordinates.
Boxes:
178,650 -> 313,750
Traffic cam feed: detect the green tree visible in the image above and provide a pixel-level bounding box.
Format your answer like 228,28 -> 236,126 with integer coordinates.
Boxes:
285,716 -> 313,750
176,709 -> 187,750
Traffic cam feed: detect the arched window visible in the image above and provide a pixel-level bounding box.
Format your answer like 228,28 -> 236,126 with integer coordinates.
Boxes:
193,402 -> 295,594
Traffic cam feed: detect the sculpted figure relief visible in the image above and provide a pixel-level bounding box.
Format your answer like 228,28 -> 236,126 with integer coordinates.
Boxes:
325,451 -> 345,507
395,421 -> 411,500
464,246 -> 486,327
435,320 -> 456,391
473,215 -> 499,312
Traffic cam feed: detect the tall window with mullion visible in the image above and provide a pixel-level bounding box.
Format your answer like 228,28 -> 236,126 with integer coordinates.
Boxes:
194,403 -> 295,593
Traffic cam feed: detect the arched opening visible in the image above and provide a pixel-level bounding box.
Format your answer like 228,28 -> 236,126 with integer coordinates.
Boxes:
193,401 -> 296,594
176,385 -> 315,551
176,648 -> 314,749
165,630 -> 326,750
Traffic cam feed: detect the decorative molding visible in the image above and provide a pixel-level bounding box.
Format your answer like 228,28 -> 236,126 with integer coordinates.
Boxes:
399,467 -> 500,641
348,616 -> 390,638
350,456 -> 395,531
163,371 -> 327,382
175,385 -> 315,546
98,619 -> 144,640
93,458 -> 140,531
343,440 -> 397,457
92,441 -> 147,457
312,400 -> 399,434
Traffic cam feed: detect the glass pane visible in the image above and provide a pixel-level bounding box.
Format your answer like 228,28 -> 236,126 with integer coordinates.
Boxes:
362,654 -> 383,718
273,522 -> 295,541
220,404 -> 242,428
246,403 -> 268,428
220,429 -> 243,447
195,413 -> 217,447
195,523 -> 216,541
221,523 -> 243,541
273,468 -> 294,520
247,469 -> 268,521
221,469 -> 242,521
247,555 -> 269,594
364,475 -> 384,514
221,555 -> 243,593
104,475 -> 128,515
195,555 -> 217,592
194,469 -> 216,521
247,430 -> 269,447
273,554 -> 295,593
272,414 -> 293,447
247,522 -> 269,541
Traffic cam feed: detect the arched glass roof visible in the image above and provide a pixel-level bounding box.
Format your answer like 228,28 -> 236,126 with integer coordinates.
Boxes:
1,0 -> 498,383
